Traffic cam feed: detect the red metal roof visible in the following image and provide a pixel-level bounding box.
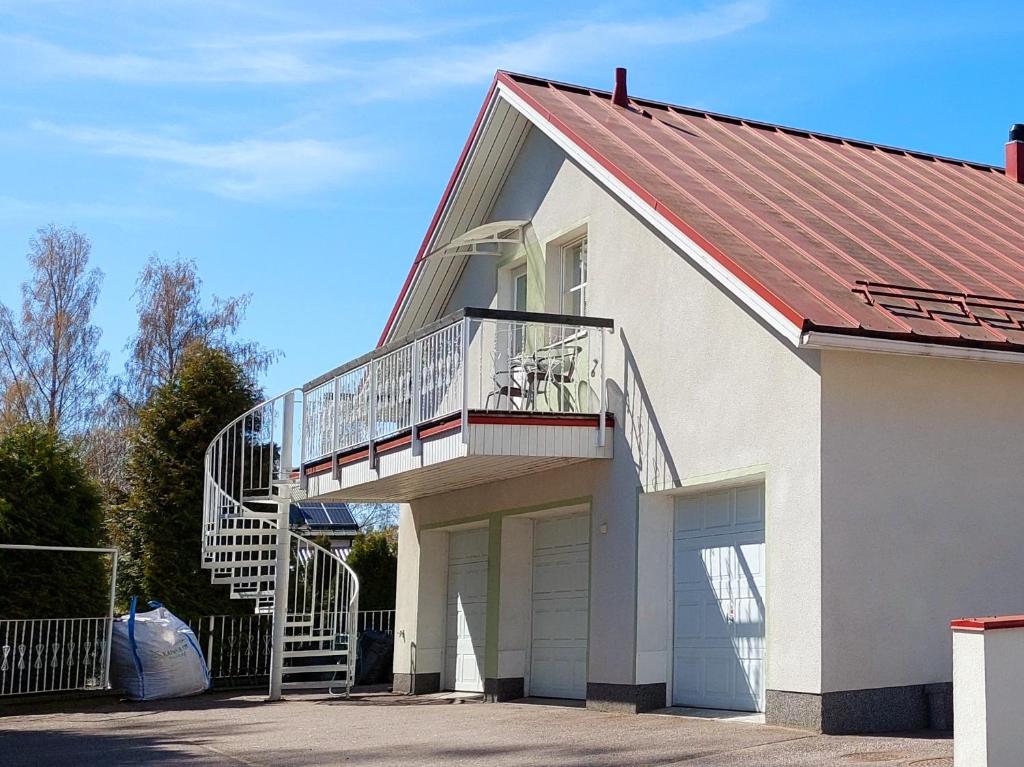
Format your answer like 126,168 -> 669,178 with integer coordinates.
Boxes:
384,71 -> 1024,351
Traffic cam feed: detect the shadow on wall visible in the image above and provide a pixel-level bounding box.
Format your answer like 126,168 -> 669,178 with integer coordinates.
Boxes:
611,331 -> 680,493
673,526 -> 765,711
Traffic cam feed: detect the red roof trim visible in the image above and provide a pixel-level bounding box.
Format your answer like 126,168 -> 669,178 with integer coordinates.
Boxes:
951,615 -> 1024,632
469,412 -> 614,428
378,75 -> 501,346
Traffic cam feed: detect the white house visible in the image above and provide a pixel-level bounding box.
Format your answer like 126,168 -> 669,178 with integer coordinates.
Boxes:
269,70 -> 1024,732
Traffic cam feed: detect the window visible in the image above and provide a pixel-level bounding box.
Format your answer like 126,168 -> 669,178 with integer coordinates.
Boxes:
560,237 -> 587,316
511,265 -> 528,353
512,266 -> 528,312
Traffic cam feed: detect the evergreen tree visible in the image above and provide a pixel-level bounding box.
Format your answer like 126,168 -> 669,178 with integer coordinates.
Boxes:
345,529 -> 397,612
116,343 -> 257,615
0,424 -> 109,618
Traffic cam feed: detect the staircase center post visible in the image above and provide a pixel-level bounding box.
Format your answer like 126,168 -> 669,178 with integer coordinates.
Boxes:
268,500 -> 292,701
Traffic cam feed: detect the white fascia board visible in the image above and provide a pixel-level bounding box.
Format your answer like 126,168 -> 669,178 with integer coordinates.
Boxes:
496,83 -> 804,348
801,331 -> 1024,365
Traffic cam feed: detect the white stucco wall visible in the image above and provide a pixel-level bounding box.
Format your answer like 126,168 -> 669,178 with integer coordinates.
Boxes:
395,127 -> 825,695
952,629 -> 988,766
953,626 -> 1024,767
821,351 -> 1024,692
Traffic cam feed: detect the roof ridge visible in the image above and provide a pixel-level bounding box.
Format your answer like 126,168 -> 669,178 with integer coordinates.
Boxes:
499,70 -> 1005,174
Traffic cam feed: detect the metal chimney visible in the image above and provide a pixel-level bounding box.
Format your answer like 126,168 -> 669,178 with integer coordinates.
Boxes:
1007,124 -> 1024,183
612,67 -> 629,108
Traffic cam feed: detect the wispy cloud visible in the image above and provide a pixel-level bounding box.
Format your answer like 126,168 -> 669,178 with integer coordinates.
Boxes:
1,1 -> 768,90
32,121 -> 380,200
357,0 -> 770,99
3,34 -> 351,84
0,195 -> 172,222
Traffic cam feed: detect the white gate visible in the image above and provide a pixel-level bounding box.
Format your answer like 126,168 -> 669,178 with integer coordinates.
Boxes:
0,544 -> 118,697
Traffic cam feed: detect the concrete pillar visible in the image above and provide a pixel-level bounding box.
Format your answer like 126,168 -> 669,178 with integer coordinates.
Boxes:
952,615 -> 1024,767
633,493 -> 673,708
585,471 -> 646,712
393,505 -> 447,694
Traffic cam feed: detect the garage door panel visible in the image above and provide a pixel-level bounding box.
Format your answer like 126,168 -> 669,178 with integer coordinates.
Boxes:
449,528 -> 489,560
448,561 -> 488,600
532,597 -> 588,641
735,486 -> 764,525
673,485 -> 765,712
530,512 -> 589,700
445,529 -> 488,693
675,544 -> 709,585
532,552 -> 588,596
702,491 -> 732,529
674,648 -> 760,711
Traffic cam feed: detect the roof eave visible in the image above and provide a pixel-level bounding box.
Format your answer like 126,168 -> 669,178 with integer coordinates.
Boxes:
801,329 -> 1024,365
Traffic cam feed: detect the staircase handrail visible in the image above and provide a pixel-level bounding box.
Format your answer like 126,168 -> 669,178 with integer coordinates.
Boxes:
202,387 -> 303,530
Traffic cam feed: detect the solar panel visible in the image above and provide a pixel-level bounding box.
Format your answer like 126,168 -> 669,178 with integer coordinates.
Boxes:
289,501 -> 359,531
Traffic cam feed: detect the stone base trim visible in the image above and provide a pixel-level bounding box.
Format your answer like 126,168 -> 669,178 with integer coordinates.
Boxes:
392,672 -> 441,695
586,682 -> 666,714
766,683 -> 953,734
483,677 -> 525,702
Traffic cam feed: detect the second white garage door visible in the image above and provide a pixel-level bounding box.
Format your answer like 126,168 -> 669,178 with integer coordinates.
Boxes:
445,528 -> 488,692
673,485 -> 766,712
530,512 -> 589,699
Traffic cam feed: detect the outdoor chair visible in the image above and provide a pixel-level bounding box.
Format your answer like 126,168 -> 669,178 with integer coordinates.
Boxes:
528,344 -> 582,412
485,354 -> 531,410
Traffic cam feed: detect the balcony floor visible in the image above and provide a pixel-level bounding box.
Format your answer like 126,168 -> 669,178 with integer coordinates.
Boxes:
302,410 -> 613,503
313,454 -> 595,502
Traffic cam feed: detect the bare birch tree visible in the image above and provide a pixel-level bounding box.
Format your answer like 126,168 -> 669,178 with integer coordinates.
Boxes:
349,502 -> 399,531
0,225 -> 107,434
122,254 -> 276,405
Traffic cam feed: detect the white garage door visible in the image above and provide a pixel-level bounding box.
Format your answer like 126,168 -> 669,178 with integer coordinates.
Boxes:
530,513 -> 589,699
673,485 -> 765,712
445,528 -> 488,692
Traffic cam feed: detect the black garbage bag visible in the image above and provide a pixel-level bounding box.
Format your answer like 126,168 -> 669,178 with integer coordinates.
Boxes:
356,629 -> 394,685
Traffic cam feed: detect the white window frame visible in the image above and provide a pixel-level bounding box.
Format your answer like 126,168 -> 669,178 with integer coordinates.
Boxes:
559,236 -> 588,317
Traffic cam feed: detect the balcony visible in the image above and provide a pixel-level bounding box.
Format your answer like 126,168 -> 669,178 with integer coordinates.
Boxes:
300,308 -> 615,501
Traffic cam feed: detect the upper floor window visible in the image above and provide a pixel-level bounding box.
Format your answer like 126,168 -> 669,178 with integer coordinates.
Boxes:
511,265 -> 528,353
560,237 -> 587,316
512,265 -> 528,312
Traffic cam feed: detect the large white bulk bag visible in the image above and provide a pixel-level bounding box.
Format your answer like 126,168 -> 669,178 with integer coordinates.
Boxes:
110,598 -> 210,701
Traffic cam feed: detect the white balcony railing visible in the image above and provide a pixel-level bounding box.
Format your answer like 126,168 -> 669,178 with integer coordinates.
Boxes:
301,308 -> 613,464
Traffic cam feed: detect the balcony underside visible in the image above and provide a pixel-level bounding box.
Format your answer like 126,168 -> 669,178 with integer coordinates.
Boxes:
302,410 -> 613,503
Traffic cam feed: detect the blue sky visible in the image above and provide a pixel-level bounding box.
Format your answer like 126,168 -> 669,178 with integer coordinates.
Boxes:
2,0 -> 1022,396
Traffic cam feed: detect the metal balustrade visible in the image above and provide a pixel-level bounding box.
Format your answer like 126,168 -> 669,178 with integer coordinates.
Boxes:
0,617 -> 111,696
186,610 -> 393,688
301,308 -> 613,464
357,610 -> 396,635
188,614 -> 273,686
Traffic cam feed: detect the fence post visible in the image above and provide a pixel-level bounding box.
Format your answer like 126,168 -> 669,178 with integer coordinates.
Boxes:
598,328 -> 607,448
460,317 -> 470,444
281,390 -> 295,478
103,550 -> 118,689
411,339 -> 422,457
268,501 -> 292,701
206,616 -> 215,677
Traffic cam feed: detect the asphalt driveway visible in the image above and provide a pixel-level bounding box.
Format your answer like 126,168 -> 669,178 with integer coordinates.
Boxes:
0,690 -> 952,767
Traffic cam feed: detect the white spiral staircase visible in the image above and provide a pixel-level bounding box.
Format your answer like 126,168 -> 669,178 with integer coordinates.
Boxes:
201,390 -> 360,698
